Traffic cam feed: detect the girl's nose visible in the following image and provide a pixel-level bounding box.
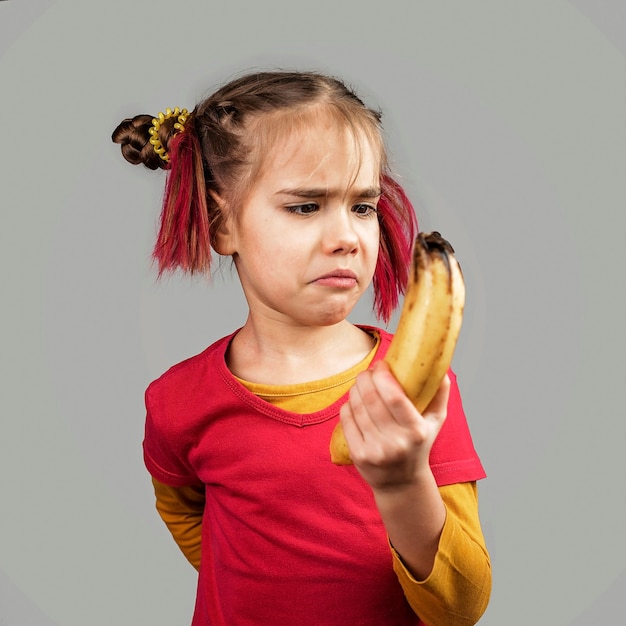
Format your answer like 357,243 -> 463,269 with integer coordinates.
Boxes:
322,208 -> 359,255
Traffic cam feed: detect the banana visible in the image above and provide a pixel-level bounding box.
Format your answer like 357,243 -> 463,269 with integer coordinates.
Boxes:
329,231 -> 465,465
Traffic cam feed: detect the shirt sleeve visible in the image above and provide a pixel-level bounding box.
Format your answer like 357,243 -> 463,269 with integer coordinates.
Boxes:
152,478 -> 205,570
391,481 -> 492,626
428,371 -> 486,486
143,383 -> 203,487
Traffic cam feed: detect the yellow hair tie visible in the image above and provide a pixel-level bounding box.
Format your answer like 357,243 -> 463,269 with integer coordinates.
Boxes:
148,107 -> 189,162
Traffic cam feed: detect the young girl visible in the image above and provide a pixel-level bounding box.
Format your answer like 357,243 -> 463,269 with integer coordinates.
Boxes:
112,70 -> 491,626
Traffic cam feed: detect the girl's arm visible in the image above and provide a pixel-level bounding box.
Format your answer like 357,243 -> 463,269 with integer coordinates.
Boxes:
392,482 -> 491,626
152,477 -> 205,570
340,361 -> 491,624
340,361 -> 450,577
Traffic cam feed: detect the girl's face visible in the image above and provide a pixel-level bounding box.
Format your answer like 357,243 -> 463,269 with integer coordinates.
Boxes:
216,119 -> 381,329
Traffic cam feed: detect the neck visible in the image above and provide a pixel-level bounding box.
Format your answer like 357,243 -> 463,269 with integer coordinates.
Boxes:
227,317 -> 375,385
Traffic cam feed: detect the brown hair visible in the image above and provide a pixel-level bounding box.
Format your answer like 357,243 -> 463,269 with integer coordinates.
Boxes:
112,70 -> 417,321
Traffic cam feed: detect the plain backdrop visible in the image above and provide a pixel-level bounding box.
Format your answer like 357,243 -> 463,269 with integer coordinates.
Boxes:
1,1 -> 625,624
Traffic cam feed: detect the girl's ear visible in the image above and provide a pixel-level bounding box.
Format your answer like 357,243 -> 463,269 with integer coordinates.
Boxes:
210,191 -> 237,256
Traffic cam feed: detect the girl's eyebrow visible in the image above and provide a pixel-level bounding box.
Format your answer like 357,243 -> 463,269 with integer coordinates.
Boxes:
275,186 -> 382,199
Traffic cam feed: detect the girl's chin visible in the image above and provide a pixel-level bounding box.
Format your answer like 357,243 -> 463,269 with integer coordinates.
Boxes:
299,306 -> 358,328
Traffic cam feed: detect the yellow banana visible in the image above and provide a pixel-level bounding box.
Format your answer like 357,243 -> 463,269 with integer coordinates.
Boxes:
330,232 -> 465,465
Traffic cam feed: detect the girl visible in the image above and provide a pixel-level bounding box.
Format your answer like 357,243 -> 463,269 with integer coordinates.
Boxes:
112,70 -> 491,626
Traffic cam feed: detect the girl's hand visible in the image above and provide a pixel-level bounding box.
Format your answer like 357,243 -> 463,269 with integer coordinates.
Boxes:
339,361 -> 450,491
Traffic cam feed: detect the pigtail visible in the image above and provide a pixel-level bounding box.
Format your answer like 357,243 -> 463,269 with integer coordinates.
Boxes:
112,114 -> 170,171
113,110 -> 216,275
153,126 -> 213,275
373,175 -> 419,323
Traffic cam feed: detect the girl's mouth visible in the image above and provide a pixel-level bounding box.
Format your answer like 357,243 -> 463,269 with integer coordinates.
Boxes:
312,269 -> 357,288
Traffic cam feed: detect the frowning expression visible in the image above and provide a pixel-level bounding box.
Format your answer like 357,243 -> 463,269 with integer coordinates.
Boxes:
215,119 -> 382,329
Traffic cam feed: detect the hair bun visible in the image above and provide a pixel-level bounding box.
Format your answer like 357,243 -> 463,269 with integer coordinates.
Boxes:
112,114 -> 168,171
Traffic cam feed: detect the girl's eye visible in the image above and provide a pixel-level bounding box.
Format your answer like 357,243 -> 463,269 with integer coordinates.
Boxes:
286,203 -> 319,215
353,204 -> 378,216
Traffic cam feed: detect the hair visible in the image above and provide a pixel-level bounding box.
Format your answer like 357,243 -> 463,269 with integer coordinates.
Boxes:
112,70 -> 418,322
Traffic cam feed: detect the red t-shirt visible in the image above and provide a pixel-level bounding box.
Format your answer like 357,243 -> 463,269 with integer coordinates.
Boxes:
144,327 -> 486,625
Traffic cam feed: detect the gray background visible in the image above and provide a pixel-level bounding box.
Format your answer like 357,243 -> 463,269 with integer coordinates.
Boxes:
1,0 -> 625,624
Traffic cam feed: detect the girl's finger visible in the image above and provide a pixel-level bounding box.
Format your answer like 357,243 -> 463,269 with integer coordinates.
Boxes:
368,361 -> 423,427
347,373 -> 383,434
339,396 -> 362,439
422,374 -> 451,422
